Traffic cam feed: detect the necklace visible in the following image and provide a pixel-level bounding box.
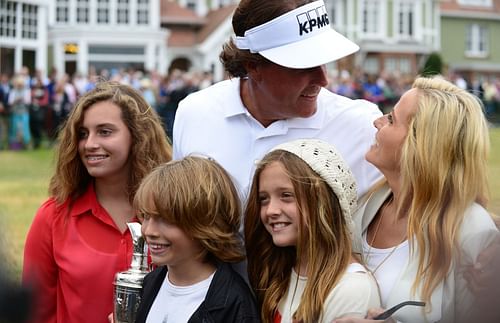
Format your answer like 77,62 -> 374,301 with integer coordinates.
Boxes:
365,197 -> 406,274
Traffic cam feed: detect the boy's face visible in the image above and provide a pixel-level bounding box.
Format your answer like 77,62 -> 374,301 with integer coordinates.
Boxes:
141,213 -> 204,269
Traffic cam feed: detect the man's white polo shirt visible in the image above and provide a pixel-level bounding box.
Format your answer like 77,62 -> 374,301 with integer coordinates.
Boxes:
173,78 -> 382,200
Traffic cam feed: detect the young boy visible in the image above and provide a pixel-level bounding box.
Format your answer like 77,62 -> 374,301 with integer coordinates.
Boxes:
133,156 -> 260,323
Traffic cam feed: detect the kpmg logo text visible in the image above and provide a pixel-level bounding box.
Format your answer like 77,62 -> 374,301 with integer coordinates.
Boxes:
296,5 -> 329,36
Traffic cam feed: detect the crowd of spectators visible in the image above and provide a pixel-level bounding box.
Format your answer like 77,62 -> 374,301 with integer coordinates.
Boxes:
0,66 -> 212,150
326,69 -> 500,117
0,66 -> 499,151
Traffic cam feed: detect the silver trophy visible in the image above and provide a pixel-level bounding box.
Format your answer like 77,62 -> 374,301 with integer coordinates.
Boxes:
113,222 -> 149,323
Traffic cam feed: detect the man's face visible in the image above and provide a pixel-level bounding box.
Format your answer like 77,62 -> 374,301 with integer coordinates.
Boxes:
246,62 -> 328,126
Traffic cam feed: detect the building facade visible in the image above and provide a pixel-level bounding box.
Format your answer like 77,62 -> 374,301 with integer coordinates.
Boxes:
160,0 -> 236,81
164,0 -> 441,80
440,0 -> 500,82
326,0 -> 440,77
2,0 -> 500,84
48,0 -> 168,77
0,0 -> 49,76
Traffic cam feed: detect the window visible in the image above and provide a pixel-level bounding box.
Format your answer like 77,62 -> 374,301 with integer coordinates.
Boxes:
137,0 -> 149,25
396,1 -> 415,40
77,0 -> 89,23
398,58 -> 411,74
363,56 -> 379,74
97,0 -> 110,24
89,45 -> 144,55
458,0 -> 492,7
217,0 -> 232,8
22,3 -> 37,39
186,0 -> 196,11
117,0 -> 129,24
0,0 -> 17,37
466,24 -> 488,57
361,0 -> 382,36
56,0 -> 69,23
329,0 -> 341,27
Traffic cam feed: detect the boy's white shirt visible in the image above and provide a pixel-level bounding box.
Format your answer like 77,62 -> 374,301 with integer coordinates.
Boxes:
145,271 -> 215,323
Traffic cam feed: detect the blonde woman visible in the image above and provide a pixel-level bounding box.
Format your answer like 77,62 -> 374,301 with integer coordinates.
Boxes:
335,76 -> 498,323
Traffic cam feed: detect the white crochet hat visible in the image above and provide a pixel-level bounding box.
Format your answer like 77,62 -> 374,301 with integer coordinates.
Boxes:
270,139 -> 357,233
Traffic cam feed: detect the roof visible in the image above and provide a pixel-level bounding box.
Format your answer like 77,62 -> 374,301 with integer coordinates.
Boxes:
440,0 -> 500,13
160,0 -> 206,25
168,29 -> 198,47
162,2 -> 236,47
197,4 -> 237,42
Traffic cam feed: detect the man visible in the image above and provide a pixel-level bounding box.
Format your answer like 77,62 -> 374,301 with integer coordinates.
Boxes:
173,0 -> 382,200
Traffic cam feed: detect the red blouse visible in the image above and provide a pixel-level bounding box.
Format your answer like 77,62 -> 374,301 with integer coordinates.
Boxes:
23,184 -> 134,323
274,311 -> 282,323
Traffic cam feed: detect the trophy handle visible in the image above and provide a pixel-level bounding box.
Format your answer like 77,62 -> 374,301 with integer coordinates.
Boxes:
126,222 -> 146,270
127,222 -> 142,245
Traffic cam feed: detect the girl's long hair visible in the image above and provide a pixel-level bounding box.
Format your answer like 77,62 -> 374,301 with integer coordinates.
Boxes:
244,150 -> 352,323
49,81 -> 172,205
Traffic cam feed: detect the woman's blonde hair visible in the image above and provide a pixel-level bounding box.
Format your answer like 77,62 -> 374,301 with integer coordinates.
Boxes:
134,156 -> 245,263
244,151 -> 352,323
49,81 -> 172,205
399,76 -> 490,303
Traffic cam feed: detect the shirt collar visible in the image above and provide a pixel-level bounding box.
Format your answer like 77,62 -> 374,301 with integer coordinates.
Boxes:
222,78 -> 249,118
69,182 -> 99,217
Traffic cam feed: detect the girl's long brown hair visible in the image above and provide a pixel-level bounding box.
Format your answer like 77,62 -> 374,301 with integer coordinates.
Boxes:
244,151 -> 352,323
49,81 -> 172,205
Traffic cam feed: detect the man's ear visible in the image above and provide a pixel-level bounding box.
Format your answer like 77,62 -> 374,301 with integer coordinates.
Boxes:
244,61 -> 262,82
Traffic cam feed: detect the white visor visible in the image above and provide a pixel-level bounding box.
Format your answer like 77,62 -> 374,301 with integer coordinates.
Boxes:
233,0 -> 359,69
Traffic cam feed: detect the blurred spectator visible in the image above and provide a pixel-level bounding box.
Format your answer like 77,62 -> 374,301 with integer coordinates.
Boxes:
159,69 -> 189,139
362,74 -> 385,106
30,76 -> 49,149
199,71 -> 214,89
0,73 -> 10,150
451,72 -> 468,90
139,78 -> 157,109
73,72 -> 89,97
45,69 -> 58,143
8,75 -> 31,149
336,70 -> 355,98
52,74 -> 77,137
483,80 -> 499,118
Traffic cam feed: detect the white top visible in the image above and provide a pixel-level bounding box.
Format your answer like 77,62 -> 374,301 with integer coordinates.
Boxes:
277,263 -> 381,322
353,184 -> 499,323
145,271 -> 215,323
173,78 -> 382,201
362,233 -> 409,306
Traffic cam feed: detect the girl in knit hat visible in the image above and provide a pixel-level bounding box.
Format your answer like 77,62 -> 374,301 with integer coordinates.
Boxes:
244,138 -> 380,323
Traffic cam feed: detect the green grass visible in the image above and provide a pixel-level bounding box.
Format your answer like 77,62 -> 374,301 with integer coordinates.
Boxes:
489,127 -> 500,215
1,128 -> 500,281
0,148 -> 53,280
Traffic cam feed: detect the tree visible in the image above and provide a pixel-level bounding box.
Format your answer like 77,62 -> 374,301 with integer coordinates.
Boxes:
421,52 -> 443,76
